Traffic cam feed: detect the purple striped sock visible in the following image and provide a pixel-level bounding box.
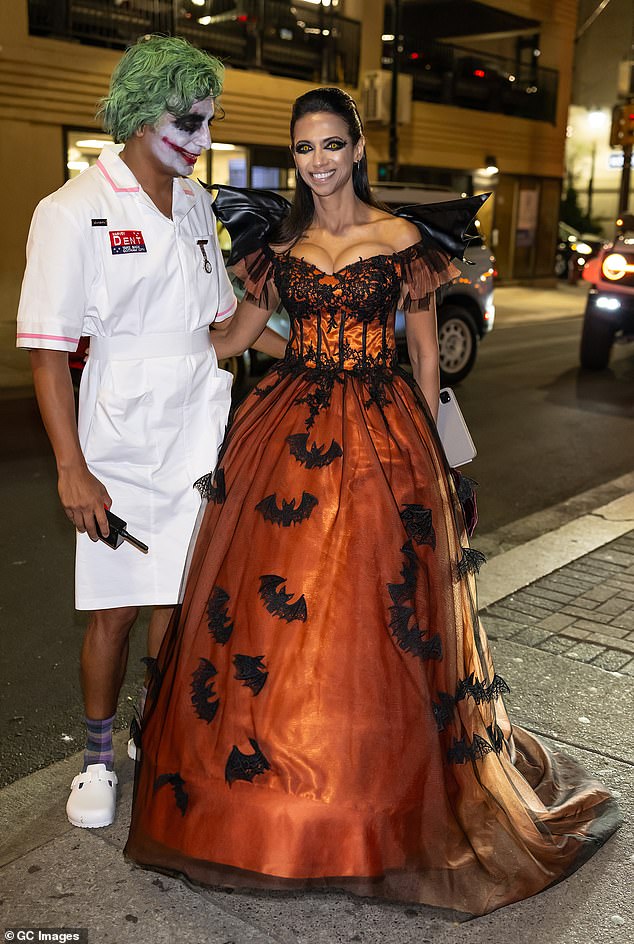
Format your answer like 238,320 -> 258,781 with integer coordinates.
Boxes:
83,714 -> 116,771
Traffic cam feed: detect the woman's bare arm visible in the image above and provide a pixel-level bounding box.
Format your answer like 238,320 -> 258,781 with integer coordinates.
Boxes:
251,325 -> 287,359
211,298 -> 281,360
404,294 -> 440,422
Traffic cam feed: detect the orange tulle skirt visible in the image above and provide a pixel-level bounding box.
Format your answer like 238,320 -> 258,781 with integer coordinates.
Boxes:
125,363 -> 620,915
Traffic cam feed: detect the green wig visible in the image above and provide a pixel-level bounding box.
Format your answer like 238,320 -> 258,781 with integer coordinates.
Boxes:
98,35 -> 224,143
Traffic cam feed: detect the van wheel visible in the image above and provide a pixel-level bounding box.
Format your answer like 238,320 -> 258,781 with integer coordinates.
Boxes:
580,309 -> 614,369
438,306 -> 479,384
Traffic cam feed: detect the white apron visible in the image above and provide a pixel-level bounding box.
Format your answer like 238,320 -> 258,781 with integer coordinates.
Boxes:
17,146 -> 237,609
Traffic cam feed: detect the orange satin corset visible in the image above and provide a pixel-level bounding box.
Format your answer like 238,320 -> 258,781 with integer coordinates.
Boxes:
278,255 -> 402,371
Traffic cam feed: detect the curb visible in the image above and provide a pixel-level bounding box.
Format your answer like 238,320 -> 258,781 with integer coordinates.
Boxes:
477,492 -> 634,609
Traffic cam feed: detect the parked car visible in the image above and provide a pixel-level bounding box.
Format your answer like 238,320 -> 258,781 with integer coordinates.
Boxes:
579,217 -> 634,369
555,221 -> 603,281
375,185 -> 496,384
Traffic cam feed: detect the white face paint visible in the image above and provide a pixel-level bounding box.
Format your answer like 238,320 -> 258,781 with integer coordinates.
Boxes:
147,97 -> 215,176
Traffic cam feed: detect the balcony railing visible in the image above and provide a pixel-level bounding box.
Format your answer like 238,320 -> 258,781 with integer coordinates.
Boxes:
27,0 -> 360,88
382,39 -> 558,124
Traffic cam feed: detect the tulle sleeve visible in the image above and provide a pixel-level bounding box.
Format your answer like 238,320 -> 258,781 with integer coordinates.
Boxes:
398,240 -> 461,313
231,247 -> 280,311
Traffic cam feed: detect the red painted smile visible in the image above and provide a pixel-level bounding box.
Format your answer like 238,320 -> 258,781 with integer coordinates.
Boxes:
162,137 -> 198,166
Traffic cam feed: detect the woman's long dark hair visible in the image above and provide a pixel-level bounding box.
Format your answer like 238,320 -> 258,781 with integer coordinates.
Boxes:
270,87 -> 387,246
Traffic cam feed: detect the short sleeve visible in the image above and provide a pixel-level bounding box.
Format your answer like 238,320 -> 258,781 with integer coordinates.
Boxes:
231,247 -> 280,311
398,240 -> 461,313
17,196 -> 93,352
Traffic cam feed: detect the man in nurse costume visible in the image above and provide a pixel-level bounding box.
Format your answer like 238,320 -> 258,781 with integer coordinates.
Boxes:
16,36 -> 270,828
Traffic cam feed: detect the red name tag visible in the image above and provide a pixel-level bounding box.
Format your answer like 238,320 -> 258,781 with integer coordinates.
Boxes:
109,230 -> 147,254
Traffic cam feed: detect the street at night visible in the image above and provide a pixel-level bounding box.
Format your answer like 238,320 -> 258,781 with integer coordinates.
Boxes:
1,283 -> 633,786
3,0 -> 634,940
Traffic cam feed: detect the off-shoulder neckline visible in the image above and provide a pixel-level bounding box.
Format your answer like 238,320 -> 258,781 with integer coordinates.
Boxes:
262,238 -> 428,278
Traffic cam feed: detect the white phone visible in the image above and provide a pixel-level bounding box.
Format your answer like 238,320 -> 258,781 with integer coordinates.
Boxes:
437,388 -> 477,467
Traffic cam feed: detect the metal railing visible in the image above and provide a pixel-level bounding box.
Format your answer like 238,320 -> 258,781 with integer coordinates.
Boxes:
28,0 -> 360,87
382,39 -> 559,124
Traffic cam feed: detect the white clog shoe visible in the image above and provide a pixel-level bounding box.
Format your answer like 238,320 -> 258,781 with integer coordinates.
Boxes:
66,763 -> 118,828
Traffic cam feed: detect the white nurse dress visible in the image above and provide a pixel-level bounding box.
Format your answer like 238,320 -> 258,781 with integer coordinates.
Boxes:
17,146 -> 237,609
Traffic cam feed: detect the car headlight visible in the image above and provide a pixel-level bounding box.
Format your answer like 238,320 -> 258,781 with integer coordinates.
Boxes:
602,253 -> 629,280
572,241 -> 592,254
595,296 -> 621,312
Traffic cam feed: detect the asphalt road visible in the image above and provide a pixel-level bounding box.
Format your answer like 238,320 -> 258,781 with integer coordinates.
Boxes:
1,310 -> 633,785
459,313 -> 634,534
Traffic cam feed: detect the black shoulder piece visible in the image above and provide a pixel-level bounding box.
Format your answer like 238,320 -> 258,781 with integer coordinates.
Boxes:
205,183 -> 291,265
394,193 -> 490,260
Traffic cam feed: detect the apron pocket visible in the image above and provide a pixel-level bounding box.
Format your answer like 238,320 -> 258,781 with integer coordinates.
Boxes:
208,369 -> 233,447
84,388 -> 159,468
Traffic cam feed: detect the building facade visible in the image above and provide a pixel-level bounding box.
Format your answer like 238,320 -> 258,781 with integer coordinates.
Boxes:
566,0 -> 634,236
1,0 -> 579,356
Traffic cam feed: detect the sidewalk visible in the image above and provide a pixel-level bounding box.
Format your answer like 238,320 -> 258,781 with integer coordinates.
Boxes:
0,493 -> 632,944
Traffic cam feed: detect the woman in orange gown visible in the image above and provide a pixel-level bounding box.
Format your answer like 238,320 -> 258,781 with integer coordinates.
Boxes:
125,88 -> 620,915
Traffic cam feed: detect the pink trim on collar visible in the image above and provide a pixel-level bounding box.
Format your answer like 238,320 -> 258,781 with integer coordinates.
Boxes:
97,159 -> 140,193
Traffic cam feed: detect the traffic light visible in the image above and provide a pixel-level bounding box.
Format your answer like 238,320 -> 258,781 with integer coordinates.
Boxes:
610,103 -> 634,148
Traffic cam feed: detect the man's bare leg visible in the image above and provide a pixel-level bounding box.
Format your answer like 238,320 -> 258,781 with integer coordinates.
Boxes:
81,606 -> 139,719
67,605 -> 139,828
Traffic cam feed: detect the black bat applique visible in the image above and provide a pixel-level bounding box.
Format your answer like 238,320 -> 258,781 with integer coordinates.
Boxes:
258,575 -> 307,623
286,433 -> 343,469
190,657 -> 220,722
233,654 -> 268,695
455,546 -> 487,580
388,603 -> 442,661
194,467 -> 226,504
487,722 -> 505,754
153,772 -> 189,815
225,738 -> 271,785
400,504 -> 436,549
255,491 -> 318,527
387,541 -> 442,662
455,672 -> 510,705
387,541 -> 417,606
207,585 -> 234,644
447,734 -> 493,765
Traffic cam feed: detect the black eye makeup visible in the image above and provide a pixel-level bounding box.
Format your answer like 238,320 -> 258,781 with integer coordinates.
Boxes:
293,137 -> 348,154
174,115 -> 211,133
